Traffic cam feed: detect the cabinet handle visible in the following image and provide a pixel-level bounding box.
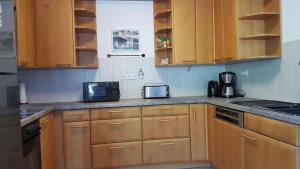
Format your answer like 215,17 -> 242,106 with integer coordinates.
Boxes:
71,125 -> 89,128
193,110 -> 196,121
56,64 -> 72,67
224,57 -> 233,61
159,119 -> 174,122
110,146 -> 125,150
66,113 -> 85,117
182,60 -> 196,63
108,122 -> 126,125
21,61 -> 28,66
160,142 -> 175,146
109,111 -> 124,113
243,134 -> 257,142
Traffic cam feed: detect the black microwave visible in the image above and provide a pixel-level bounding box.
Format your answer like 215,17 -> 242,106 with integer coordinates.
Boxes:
83,82 -> 120,103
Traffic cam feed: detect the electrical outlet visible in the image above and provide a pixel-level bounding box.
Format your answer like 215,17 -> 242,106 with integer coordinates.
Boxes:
240,70 -> 249,77
122,74 -> 137,80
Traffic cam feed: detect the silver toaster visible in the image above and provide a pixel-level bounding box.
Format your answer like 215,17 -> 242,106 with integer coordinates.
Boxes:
143,84 -> 170,99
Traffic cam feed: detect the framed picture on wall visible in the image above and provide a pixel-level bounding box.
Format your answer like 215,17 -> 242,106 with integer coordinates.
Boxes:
112,29 -> 140,51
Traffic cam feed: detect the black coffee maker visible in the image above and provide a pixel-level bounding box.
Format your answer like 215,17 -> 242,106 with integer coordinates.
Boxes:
219,72 -> 237,98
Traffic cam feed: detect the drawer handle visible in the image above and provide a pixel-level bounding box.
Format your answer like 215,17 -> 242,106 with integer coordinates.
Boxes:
71,125 -> 89,128
159,119 -> 174,122
109,111 -> 124,113
160,142 -> 175,146
108,122 -> 126,125
243,134 -> 257,142
66,113 -> 85,116
56,64 -> 72,67
110,146 -> 125,150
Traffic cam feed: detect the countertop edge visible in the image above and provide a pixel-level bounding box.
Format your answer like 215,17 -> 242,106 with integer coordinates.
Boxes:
20,97 -> 300,126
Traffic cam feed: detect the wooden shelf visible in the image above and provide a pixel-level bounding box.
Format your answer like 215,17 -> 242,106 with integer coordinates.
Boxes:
76,46 -> 97,52
155,47 -> 172,52
74,8 -> 95,17
239,34 -> 280,40
75,26 -> 96,33
155,27 -> 172,34
239,12 -> 279,20
154,10 -> 172,19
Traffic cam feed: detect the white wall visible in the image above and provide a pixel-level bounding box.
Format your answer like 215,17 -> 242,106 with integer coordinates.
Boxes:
226,0 -> 300,102
19,1 -> 225,103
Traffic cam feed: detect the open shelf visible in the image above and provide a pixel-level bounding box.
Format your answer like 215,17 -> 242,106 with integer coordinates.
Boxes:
155,47 -> 172,52
240,34 -> 280,40
75,26 -> 96,33
154,10 -> 172,19
239,12 -> 279,20
76,46 -> 97,52
74,8 -> 95,17
155,27 -> 172,34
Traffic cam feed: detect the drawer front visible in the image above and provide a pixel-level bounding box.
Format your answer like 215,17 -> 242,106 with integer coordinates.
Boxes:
143,115 -> 190,140
245,113 -> 298,146
92,141 -> 142,169
63,110 -> 90,122
143,138 -> 191,164
91,118 -> 141,144
142,105 -> 189,117
91,107 -> 141,120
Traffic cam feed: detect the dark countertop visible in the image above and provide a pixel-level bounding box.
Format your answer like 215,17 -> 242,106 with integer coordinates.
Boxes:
20,96 -> 300,126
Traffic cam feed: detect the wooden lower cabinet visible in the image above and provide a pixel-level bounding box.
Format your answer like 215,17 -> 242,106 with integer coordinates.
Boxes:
92,141 -> 142,169
190,104 -> 207,161
91,118 -> 142,144
243,129 -> 298,169
40,113 -> 55,169
214,119 -> 243,169
142,115 -> 190,140
64,121 -> 91,169
143,138 -> 191,164
207,105 -> 216,166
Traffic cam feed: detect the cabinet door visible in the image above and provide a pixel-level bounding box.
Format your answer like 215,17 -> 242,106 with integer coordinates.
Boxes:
64,121 -> 91,169
173,0 -> 196,65
223,0 -> 238,61
243,129 -> 297,169
16,0 -> 35,67
214,0 -> 224,63
190,104 -> 207,161
196,0 -> 214,64
35,0 -> 75,67
40,113 -> 55,169
214,119 -> 243,169
207,105 -> 216,166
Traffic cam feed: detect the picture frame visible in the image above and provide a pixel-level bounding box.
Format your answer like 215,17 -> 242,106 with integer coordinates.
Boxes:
112,29 -> 140,52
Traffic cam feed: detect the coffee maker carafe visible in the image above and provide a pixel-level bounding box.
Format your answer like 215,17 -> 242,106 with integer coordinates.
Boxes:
219,72 -> 237,98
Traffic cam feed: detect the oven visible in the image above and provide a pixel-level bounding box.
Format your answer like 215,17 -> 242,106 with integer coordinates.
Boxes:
22,120 -> 41,169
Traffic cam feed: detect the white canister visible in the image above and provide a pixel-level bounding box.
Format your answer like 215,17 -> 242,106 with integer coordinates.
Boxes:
19,80 -> 27,104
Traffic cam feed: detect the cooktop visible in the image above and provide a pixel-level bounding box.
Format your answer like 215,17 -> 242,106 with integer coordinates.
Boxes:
231,100 -> 300,116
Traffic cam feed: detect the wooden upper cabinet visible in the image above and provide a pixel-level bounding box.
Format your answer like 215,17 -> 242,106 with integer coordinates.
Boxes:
196,0 -> 214,64
40,113 -> 55,169
173,0 -> 196,65
243,129 -> 298,169
35,0 -> 75,68
223,0 -> 238,61
16,0 -> 36,68
190,104 -> 207,161
214,0 -> 238,63
214,0 -> 224,63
